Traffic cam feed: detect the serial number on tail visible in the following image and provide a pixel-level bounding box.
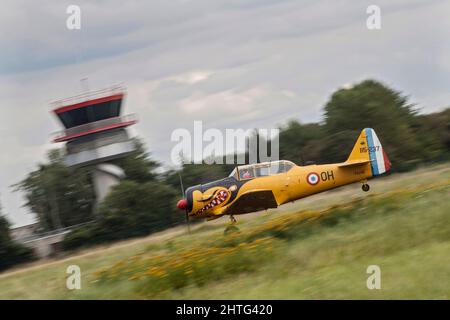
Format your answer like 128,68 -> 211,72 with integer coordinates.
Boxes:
360,146 -> 380,153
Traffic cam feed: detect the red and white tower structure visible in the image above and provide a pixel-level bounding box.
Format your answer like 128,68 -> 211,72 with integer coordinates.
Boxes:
51,85 -> 137,203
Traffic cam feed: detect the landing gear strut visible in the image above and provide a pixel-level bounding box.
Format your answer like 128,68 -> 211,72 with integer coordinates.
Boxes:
230,215 -> 237,224
362,183 -> 370,192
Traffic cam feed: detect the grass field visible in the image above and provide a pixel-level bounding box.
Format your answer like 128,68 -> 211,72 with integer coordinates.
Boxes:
1,164 -> 449,299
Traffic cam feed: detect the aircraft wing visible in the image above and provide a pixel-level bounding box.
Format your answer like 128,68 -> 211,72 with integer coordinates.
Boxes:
338,160 -> 371,168
224,190 -> 278,215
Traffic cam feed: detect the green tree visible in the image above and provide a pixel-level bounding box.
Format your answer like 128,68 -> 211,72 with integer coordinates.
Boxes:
14,139 -> 161,232
278,121 -> 324,164
410,109 -> 450,161
62,180 -> 183,250
323,80 -> 423,170
14,149 -> 95,231
0,207 -> 35,271
113,139 -> 160,183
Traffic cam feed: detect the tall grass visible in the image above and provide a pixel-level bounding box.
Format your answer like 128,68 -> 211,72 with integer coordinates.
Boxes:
95,237 -> 275,297
93,180 -> 450,298
0,167 -> 448,299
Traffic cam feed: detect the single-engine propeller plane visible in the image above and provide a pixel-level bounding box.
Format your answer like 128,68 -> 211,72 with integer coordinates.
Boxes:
177,128 -> 391,224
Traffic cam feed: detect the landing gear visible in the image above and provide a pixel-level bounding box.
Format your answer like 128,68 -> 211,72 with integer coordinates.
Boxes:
362,183 -> 370,192
230,215 -> 237,224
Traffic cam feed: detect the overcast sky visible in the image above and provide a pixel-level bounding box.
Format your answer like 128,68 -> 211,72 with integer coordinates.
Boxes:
1,0 -> 449,227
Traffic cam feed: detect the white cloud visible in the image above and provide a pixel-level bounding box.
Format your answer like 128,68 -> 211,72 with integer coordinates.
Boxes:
170,71 -> 214,85
179,87 -> 265,114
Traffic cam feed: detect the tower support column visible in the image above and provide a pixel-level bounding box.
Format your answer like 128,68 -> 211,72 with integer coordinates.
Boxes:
92,163 -> 125,205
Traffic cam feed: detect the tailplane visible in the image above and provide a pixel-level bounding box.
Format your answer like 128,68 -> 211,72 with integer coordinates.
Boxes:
347,128 -> 391,176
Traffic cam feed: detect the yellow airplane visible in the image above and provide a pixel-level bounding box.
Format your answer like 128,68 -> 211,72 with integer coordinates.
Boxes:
177,128 -> 391,223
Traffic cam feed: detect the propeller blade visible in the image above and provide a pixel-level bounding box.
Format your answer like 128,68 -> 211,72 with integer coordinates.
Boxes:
178,172 -> 190,234
178,172 -> 185,198
185,209 -> 191,233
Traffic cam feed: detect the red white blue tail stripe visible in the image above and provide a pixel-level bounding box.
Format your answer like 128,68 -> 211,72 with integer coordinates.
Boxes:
365,128 -> 391,176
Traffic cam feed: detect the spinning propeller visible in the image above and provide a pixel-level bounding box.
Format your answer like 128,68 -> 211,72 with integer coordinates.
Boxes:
177,173 -> 190,233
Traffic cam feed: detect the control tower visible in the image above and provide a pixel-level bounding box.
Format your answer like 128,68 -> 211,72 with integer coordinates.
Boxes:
51,85 -> 137,203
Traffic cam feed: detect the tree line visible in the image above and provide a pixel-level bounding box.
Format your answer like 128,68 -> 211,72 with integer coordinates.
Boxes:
0,202 -> 35,271
2,79 -> 449,268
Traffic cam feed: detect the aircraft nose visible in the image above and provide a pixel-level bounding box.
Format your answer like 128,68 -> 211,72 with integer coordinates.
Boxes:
177,199 -> 188,210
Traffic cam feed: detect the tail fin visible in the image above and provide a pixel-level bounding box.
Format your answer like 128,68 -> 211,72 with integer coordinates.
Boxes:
347,128 -> 391,176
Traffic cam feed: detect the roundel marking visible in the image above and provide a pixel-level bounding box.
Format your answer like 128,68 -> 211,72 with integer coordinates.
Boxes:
306,172 -> 320,185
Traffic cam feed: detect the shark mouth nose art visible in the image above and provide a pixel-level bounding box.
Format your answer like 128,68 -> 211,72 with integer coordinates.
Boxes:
197,190 -> 229,214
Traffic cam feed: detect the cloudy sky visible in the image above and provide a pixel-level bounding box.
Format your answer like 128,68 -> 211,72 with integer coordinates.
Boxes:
1,0 -> 449,227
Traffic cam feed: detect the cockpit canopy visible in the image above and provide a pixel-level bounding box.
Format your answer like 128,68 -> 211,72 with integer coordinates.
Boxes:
228,160 -> 296,181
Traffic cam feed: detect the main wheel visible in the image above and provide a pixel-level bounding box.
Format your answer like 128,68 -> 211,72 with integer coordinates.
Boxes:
362,184 -> 370,192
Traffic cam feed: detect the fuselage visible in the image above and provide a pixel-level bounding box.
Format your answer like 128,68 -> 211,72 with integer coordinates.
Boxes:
183,160 -> 373,219
177,128 -> 391,220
